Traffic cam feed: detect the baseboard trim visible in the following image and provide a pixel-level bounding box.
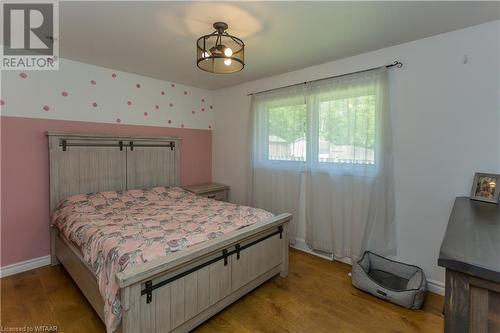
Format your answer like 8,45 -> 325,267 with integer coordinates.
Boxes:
427,279 -> 445,296
291,238 -> 333,260
292,238 -> 353,264
0,255 -> 51,278
291,238 -> 445,296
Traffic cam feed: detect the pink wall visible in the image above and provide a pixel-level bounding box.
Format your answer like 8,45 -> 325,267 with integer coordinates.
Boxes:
0,116 -> 212,266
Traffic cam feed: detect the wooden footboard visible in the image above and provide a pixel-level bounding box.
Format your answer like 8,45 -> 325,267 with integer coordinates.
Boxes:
116,213 -> 290,333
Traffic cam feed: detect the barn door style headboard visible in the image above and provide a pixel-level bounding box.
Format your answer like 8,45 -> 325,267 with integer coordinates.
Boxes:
47,132 -> 181,212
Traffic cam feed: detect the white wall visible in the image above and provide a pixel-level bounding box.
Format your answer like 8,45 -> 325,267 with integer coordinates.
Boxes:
212,20 -> 500,289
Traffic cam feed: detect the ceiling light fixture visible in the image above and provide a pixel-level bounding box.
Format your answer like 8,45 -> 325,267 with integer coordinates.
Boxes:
197,22 -> 244,74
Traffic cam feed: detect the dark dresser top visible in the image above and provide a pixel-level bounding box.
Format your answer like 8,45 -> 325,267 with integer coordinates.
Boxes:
438,197 -> 500,282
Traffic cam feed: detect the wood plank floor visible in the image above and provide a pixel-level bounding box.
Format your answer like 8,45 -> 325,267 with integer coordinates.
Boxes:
1,249 -> 444,332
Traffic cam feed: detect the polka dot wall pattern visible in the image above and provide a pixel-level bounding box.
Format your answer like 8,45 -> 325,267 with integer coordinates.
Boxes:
1,59 -> 214,130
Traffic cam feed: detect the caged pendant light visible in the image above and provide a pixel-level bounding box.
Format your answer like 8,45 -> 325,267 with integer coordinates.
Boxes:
196,22 -> 245,74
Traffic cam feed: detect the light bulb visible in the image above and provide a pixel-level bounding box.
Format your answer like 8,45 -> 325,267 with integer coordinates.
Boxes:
224,58 -> 232,66
202,51 -> 210,58
224,47 -> 233,57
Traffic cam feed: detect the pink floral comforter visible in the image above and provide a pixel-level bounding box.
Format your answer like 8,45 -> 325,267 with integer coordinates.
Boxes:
52,186 -> 273,332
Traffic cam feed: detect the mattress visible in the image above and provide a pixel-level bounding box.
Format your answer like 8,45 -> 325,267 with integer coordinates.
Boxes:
52,186 -> 273,332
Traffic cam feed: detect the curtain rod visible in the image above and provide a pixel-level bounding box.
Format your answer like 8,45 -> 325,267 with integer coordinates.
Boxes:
247,61 -> 403,96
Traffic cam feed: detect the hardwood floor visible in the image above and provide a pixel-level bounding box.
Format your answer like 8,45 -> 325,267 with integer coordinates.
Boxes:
1,249 -> 444,332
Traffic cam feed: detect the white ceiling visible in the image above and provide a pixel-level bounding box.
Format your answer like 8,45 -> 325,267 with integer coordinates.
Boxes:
60,1 -> 500,90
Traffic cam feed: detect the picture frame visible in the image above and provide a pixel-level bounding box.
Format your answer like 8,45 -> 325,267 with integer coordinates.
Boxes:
470,172 -> 500,204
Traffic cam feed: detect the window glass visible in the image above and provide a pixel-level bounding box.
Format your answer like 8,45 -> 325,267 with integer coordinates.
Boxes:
318,95 -> 375,164
267,104 -> 307,161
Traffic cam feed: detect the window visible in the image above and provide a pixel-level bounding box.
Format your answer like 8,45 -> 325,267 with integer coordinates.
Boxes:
253,68 -> 386,170
262,94 -> 376,165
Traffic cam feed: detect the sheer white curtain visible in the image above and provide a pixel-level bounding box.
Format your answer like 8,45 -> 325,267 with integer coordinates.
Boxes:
248,68 -> 395,260
247,85 -> 308,244
306,68 -> 395,259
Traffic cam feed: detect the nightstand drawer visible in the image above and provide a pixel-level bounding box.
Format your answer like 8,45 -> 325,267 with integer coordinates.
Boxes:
205,190 -> 227,201
182,183 -> 229,202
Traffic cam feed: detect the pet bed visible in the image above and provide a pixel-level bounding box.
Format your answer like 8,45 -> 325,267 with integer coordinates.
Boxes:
351,251 -> 427,309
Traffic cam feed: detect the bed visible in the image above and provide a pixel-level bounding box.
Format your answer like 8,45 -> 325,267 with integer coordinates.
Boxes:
47,132 -> 291,333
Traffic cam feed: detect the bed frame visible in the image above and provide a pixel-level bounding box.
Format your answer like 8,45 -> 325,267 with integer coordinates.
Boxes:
47,132 -> 291,333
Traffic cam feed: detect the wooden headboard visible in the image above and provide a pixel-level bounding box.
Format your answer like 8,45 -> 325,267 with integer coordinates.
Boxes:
47,132 -> 182,212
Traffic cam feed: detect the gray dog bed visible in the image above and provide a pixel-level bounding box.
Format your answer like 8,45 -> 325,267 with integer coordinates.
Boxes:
351,251 -> 427,309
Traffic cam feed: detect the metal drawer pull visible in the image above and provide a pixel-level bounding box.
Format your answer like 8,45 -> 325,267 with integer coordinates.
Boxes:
235,244 -> 241,260
207,194 -> 216,198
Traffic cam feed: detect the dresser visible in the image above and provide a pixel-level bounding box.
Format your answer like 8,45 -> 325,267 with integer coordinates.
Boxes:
182,183 -> 229,201
438,197 -> 500,333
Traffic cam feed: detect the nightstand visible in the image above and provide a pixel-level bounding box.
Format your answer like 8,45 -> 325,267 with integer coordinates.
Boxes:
182,183 -> 229,201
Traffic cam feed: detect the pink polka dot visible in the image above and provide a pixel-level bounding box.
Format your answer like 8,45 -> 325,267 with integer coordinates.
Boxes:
155,105 -> 159,110
92,102 -> 97,107
42,105 -> 50,111
201,98 -> 205,103
184,91 -> 188,95
61,91 -> 68,97
136,83 -> 141,88
169,103 -> 173,107
112,73 -> 117,78
171,83 -> 175,88
201,108 -> 205,112
192,110 -> 196,114
161,91 -> 165,95
0,99 -> 5,106
19,73 -> 28,79
209,105 -> 213,109
144,112 -> 148,116
127,101 -> 132,106
116,118 -> 122,123
90,80 -> 96,85
168,120 -> 172,124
